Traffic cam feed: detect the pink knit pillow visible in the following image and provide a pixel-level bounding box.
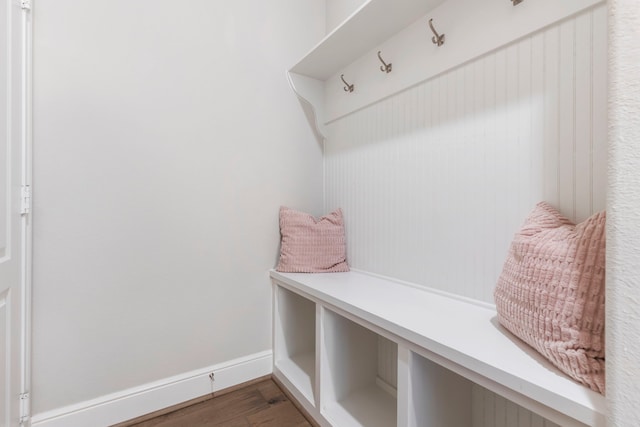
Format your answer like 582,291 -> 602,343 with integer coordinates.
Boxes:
276,207 -> 349,273
494,202 -> 606,394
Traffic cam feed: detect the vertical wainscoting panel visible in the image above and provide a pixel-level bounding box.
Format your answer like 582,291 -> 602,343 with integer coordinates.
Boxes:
323,6 -> 606,427
324,5 -> 607,304
471,385 -> 562,427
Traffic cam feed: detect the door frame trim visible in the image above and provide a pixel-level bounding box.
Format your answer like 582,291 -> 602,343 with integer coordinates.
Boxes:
19,0 -> 33,424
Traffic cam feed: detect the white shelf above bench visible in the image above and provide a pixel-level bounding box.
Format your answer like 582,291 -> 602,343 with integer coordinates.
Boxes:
286,0 -> 445,142
287,0 -> 603,138
271,269 -> 606,427
290,0 -> 445,80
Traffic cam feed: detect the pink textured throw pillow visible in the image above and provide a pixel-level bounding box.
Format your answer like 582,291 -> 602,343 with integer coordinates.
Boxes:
494,202 -> 606,394
276,207 -> 349,273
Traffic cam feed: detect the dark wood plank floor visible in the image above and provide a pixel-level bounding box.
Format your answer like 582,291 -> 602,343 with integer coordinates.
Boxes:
119,379 -> 313,427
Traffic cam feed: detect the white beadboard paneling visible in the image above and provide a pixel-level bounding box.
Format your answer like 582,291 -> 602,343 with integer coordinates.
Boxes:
472,385 -> 483,425
558,18 -> 577,219
574,12 -> 593,222
471,385 -> 566,427
484,390 -> 495,427
495,394 -> 507,427
506,398 -> 519,426
591,4 -> 608,216
542,25 -> 560,209
322,0 -> 604,124
326,5 -> 607,303
324,6 -> 607,427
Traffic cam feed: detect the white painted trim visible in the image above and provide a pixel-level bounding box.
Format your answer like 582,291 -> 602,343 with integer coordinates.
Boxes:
20,0 -> 33,424
31,350 -> 273,427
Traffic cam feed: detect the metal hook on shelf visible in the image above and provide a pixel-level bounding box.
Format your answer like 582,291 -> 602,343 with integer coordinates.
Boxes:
428,19 -> 445,47
341,74 -> 354,93
377,51 -> 392,73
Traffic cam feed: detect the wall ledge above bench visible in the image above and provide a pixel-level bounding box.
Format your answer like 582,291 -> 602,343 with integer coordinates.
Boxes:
287,0 -> 604,142
270,269 -> 605,427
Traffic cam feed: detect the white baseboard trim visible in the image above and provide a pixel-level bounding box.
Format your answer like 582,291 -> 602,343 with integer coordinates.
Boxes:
31,350 -> 273,427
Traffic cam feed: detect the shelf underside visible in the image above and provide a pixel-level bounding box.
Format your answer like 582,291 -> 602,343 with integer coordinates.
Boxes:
290,0 -> 445,80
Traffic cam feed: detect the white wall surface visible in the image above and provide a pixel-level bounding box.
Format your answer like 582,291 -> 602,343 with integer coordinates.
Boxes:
32,0 -> 325,415
607,0 -> 640,425
325,0 -> 367,34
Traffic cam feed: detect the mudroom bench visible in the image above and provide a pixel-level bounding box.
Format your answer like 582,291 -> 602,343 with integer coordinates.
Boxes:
271,270 -> 605,427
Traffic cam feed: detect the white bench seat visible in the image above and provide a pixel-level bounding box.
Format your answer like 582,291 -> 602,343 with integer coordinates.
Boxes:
271,269 -> 605,427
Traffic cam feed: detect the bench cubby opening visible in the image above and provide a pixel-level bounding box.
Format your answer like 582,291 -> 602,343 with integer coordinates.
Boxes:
404,349 -> 473,427
273,286 -> 317,405
321,308 -> 397,427
271,270 -> 605,427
